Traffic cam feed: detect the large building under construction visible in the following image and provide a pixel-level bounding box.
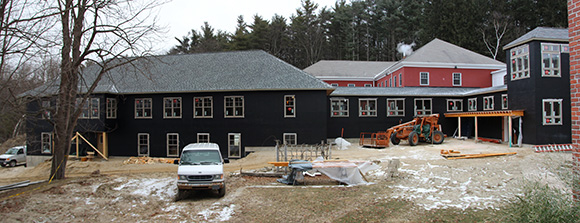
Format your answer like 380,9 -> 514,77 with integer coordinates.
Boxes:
25,27 -> 572,159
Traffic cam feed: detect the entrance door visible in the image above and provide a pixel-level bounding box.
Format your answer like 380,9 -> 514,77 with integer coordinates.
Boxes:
228,133 -> 241,158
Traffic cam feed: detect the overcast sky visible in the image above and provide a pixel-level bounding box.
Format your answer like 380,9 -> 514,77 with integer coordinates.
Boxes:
155,0 -> 339,54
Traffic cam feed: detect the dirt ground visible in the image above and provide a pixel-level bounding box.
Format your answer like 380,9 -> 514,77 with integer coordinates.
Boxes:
0,138 -> 572,222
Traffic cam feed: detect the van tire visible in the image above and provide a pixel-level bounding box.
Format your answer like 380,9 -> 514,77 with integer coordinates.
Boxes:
217,183 -> 226,197
9,161 -> 16,167
175,189 -> 187,201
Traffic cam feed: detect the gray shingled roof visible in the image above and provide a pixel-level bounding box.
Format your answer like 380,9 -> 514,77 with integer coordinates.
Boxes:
400,38 -> 505,66
304,60 -> 395,78
330,85 -> 506,97
25,50 -> 333,96
504,27 -> 568,50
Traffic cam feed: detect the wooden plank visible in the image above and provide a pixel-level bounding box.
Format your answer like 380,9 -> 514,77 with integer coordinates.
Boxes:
446,152 -> 517,160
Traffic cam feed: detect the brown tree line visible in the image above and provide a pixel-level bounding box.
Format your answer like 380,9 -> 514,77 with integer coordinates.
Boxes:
169,0 -> 567,69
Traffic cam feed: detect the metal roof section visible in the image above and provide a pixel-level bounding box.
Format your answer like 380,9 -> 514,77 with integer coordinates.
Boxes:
385,38 -> 505,75
330,85 -> 506,97
304,60 -> 396,79
28,50 -> 333,97
503,27 -> 569,50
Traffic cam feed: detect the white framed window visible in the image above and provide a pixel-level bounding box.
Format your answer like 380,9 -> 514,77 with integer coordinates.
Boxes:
384,80 -> 387,87
330,98 -> 349,117
468,98 -> 477,111
283,133 -> 297,145
347,83 -> 355,87
77,97 -> 99,119
389,76 -> 393,87
501,94 -> 508,110
364,84 -> 372,87
331,83 -> 338,87
562,44 -> 570,52
135,98 -> 152,119
359,98 -> 377,117
447,99 -> 463,112
137,133 -> 149,157
285,95 -> 296,117
167,133 -> 179,157
414,98 -> 432,116
387,98 -> 405,117
399,73 -> 402,86
41,132 -> 52,154
197,133 -> 210,143
194,96 -> 213,118
510,44 -> 530,80
543,99 -> 562,125
163,97 -> 182,118
483,96 -> 494,110
420,72 -> 429,85
106,98 -> 117,119
225,96 -> 244,118
393,76 -> 397,87
41,99 -> 51,119
453,73 -> 461,86
228,133 -> 242,158
541,43 -> 561,77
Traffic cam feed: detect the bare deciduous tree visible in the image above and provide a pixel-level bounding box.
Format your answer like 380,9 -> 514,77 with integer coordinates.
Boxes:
481,11 -> 510,60
50,0 -> 163,179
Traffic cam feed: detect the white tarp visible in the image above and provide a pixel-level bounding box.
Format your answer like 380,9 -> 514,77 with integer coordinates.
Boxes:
311,160 -> 379,185
334,137 -> 351,150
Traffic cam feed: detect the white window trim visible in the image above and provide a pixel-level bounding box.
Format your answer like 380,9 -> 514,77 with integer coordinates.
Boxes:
106,98 -> 117,119
358,98 -> 377,117
78,97 -> 100,119
194,96 -> 213,118
167,133 -> 179,157
446,99 -> 463,112
330,98 -> 349,117
364,84 -> 372,87
163,97 -> 182,119
224,96 -> 245,118
135,98 -> 152,119
41,99 -> 51,120
452,73 -> 462,86
420,72 -> 429,86
510,44 -> 530,81
541,43 -> 562,77
331,83 -> 338,87
483,96 -> 494,111
283,133 -> 297,145
501,94 -> 508,110
41,132 -> 52,154
468,98 -> 477,111
399,73 -> 402,86
414,98 -> 432,116
386,98 -> 405,117
284,95 -> 296,118
197,133 -> 210,143
542,99 -> 563,125
228,133 -> 242,158
137,133 -> 149,157
347,83 -> 355,87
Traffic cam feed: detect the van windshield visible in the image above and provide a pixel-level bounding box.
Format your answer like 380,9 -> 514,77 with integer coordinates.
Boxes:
180,150 -> 221,165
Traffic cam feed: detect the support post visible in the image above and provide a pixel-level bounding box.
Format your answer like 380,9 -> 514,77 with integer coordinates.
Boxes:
508,116 -> 513,147
458,117 -> 462,138
475,116 -> 478,142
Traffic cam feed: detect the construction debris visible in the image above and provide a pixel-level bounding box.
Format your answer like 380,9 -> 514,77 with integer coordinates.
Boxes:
0,180 -> 46,191
533,144 -> 575,153
440,150 -> 516,159
123,157 -> 177,165
272,159 -> 380,185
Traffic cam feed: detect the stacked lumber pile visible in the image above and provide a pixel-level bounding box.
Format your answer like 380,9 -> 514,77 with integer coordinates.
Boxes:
441,150 -> 516,159
123,157 -> 177,165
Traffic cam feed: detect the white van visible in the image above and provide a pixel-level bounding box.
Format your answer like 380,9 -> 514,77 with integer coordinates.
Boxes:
0,146 -> 27,167
175,143 -> 229,198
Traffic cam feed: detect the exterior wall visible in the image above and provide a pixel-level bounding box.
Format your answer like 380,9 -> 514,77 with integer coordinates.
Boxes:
26,90 -> 329,159
400,67 -> 493,88
323,80 -> 374,87
492,70 -> 507,87
506,41 -> 571,145
568,0 -> 580,199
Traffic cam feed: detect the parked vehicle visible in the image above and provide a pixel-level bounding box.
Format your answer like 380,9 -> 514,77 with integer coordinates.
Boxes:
174,143 -> 229,199
0,146 -> 27,167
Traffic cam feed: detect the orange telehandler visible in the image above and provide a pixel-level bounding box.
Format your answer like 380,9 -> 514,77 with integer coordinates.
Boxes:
360,114 -> 445,148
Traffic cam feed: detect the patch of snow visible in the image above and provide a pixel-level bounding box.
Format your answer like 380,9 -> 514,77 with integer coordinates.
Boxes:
198,203 -> 236,222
